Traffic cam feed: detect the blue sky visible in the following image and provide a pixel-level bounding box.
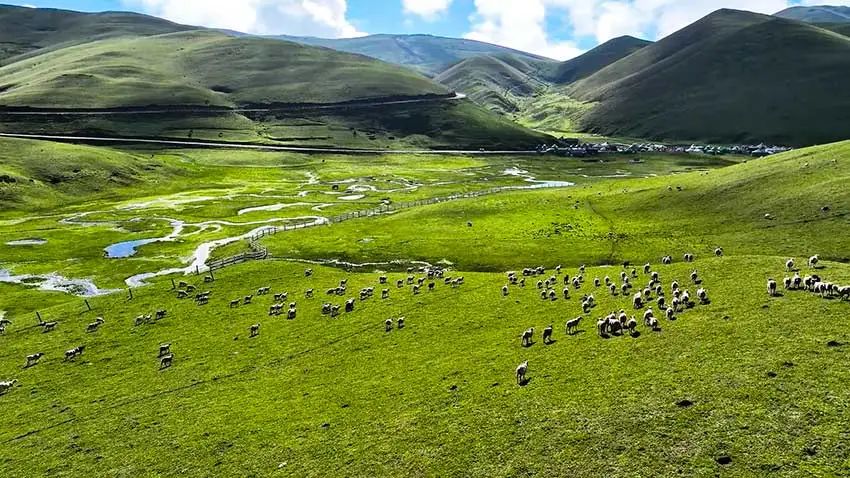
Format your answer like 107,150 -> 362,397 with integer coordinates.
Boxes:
6,0 -> 843,60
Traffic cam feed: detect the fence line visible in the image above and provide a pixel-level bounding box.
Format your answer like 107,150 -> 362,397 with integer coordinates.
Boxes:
207,182 -> 564,271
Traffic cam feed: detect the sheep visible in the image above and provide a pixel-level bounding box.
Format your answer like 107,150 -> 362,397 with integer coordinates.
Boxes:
572,278 -> 581,290
243,295 -> 254,305
345,299 -> 356,313
407,276 -> 415,285
521,328 -> 534,347
64,345 -> 85,361
644,263 -> 652,274
429,282 -> 436,292
418,277 -> 426,286
176,290 -> 189,299
566,317 -> 582,335
304,269 -> 313,277
793,274 -> 802,290
288,307 -> 297,320
230,299 -> 240,308
768,279 -> 778,297
643,287 -> 652,300
783,277 -> 792,290
662,256 -> 672,265
542,325 -> 553,344
86,317 -> 105,333
657,296 -> 666,310
549,289 -> 557,301
715,247 -> 724,257
397,317 -> 405,329
155,310 -> 167,320
582,300 -> 592,314
303,289 -> 314,299
501,285 -> 510,297
587,294 -> 596,307
596,318 -> 608,336
186,285 -> 196,293
330,305 -> 341,318
413,285 -> 421,295
684,253 -> 694,263
651,271 -> 660,283
609,284 -> 618,296
321,303 -> 332,315
626,317 -> 638,335
666,307 -> 675,320
257,287 -> 270,296
681,290 -> 691,307
274,292 -> 288,302
643,308 -> 654,321
268,304 -> 281,316
671,297 -> 681,313
633,292 -> 643,309
379,276 -> 388,285
385,318 -> 393,332
41,322 -> 57,333
0,379 -> 17,395
160,354 -> 174,370
620,271 -> 628,282
838,286 -> 850,300
594,278 -> 601,287
520,278 -> 526,288
178,281 -> 189,289
563,275 -> 571,286
516,360 -> 528,385
808,255 -> 820,268
690,270 -> 699,283
786,259 -> 795,271
382,289 -> 390,299
655,285 -> 664,296
249,323 -> 260,338
697,288 -> 708,304
647,317 -> 660,331
25,353 -> 44,367
537,280 -> 544,289
397,280 -> 404,288
631,268 -> 638,278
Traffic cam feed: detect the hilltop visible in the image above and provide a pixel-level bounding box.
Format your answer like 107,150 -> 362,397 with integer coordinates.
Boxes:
569,9 -> 850,146
272,33 -> 555,76
0,3 -> 189,64
775,5 -> 850,23
553,35 -> 651,85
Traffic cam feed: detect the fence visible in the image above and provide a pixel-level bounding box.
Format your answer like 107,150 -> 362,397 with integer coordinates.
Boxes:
207,181 -> 565,271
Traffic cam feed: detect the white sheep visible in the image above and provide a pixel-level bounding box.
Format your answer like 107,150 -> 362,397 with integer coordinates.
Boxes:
385,318 -> 393,332
25,353 -> 44,367
808,255 -> 819,268
715,247 -> 724,257
516,360 -> 528,385
633,292 -> 643,309
502,285 -> 509,297
0,379 -> 17,395
566,317 -> 582,335
767,279 -> 778,297
542,325 -> 553,344
521,328 -> 534,346
249,323 -> 260,337
786,259 -> 795,271
160,354 -> 174,369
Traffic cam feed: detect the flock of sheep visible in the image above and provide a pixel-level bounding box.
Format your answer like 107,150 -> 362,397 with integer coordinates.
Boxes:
0,249 -> 845,396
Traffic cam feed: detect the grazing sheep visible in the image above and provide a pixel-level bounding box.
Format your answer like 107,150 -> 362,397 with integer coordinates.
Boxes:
178,281 -> 189,289
626,317 -> 638,334
502,285 -> 509,297
379,276 -> 388,285
647,317 -> 660,331
631,268 -> 638,278
783,277 -> 792,290
385,318 -> 393,332
186,285 -> 196,293
257,287 -> 270,296
330,305 -> 341,318
768,279 -> 778,297
345,299 -> 356,313
274,292 -> 288,302
429,282 -> 436,292
633,292 -> 643,309
643,308 -> 654,322
156,310 -> 167,320
697,288 -> 708,304
549,289 -> 557,301
407,276 -> 415,285
230,299 -> 240,308
586,294 -> 596,307
288,307 -> 297,320
41,322 -> 57,333
609,284 -> 617,296
597,318 -> 608,336
793,274 -> 802,290
397,316 -> 405,329
537,280 -> 544,289
690,270 -> 699,283
671,297 -> 681,313
244,295 -> 254,305
381,289 -> 390,300
176,290 -> 189,299
397,280 -> 404,288
413,285 -> 421,295
662,256 -> 672,265
249,323 -> 260,338
562,287 -> 570,300
594,278 -> 601,287
657,296 -> 666,309
521,328 -> 534,347
64,345 -> 85,361
86,317 -> 105,333
808,255 -> 820,268
684,253 -> 694,263
516,360 -> 528,385
305,269 -> 313,277
160,354 -> 174,370
542,325 -> 553,344
786,259 -> 795,271
715,247 -> 724,257
681,290 -> 691,307
305,289 -> 314,298
666,307 -> 675,320
0,379 -> 17,395
838,286 -> 850,300
159,343 -> 171,357
566,317 -> 582,335
25,353 -> 44,367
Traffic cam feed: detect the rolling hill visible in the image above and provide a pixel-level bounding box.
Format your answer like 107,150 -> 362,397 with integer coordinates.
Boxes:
433,55 -> 551,114
272,33 -> 555,76
0,30 -> 450,108
775,5 -> 850,23
0,3 -> 190,64
569,9 -> 850,146
552,35 -> 652,85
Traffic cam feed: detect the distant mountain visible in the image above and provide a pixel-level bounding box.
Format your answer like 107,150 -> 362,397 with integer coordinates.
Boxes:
434,55 -> 554,114
568,9 -> 850,146
553,36 -> 652,85
270,33 -> 553,76
775,5 -> 850,23
0,3 -> 190,64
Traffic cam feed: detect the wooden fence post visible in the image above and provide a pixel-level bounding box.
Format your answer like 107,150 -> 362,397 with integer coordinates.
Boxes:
36,311 -> 42,324
127,288 -> 134,300
84,299 -> 92,311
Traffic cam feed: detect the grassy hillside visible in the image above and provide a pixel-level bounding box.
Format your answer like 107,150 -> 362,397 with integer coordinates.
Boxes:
274,33 -> 555,76
1,140 -> 850,476
434,55 -> 551,114
775,5 -> 850,23
817,22 -> 850,36
553,36 -> 651,84
0,4 -> 189,64
0,30 -> 449,108
569,9 -> 850,146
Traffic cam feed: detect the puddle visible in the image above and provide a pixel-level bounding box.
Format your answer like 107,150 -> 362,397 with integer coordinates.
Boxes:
0,269 -> 120,297
6,238 -> 47,246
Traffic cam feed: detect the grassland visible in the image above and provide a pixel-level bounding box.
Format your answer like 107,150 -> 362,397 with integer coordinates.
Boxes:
0,138 -> 849,476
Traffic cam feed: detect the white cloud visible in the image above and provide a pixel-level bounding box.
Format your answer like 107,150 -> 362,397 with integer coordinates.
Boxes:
463,1 -> 844,60
127,0 -> 365,38
402,0 -> 453,19
464,0 -> 584,61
